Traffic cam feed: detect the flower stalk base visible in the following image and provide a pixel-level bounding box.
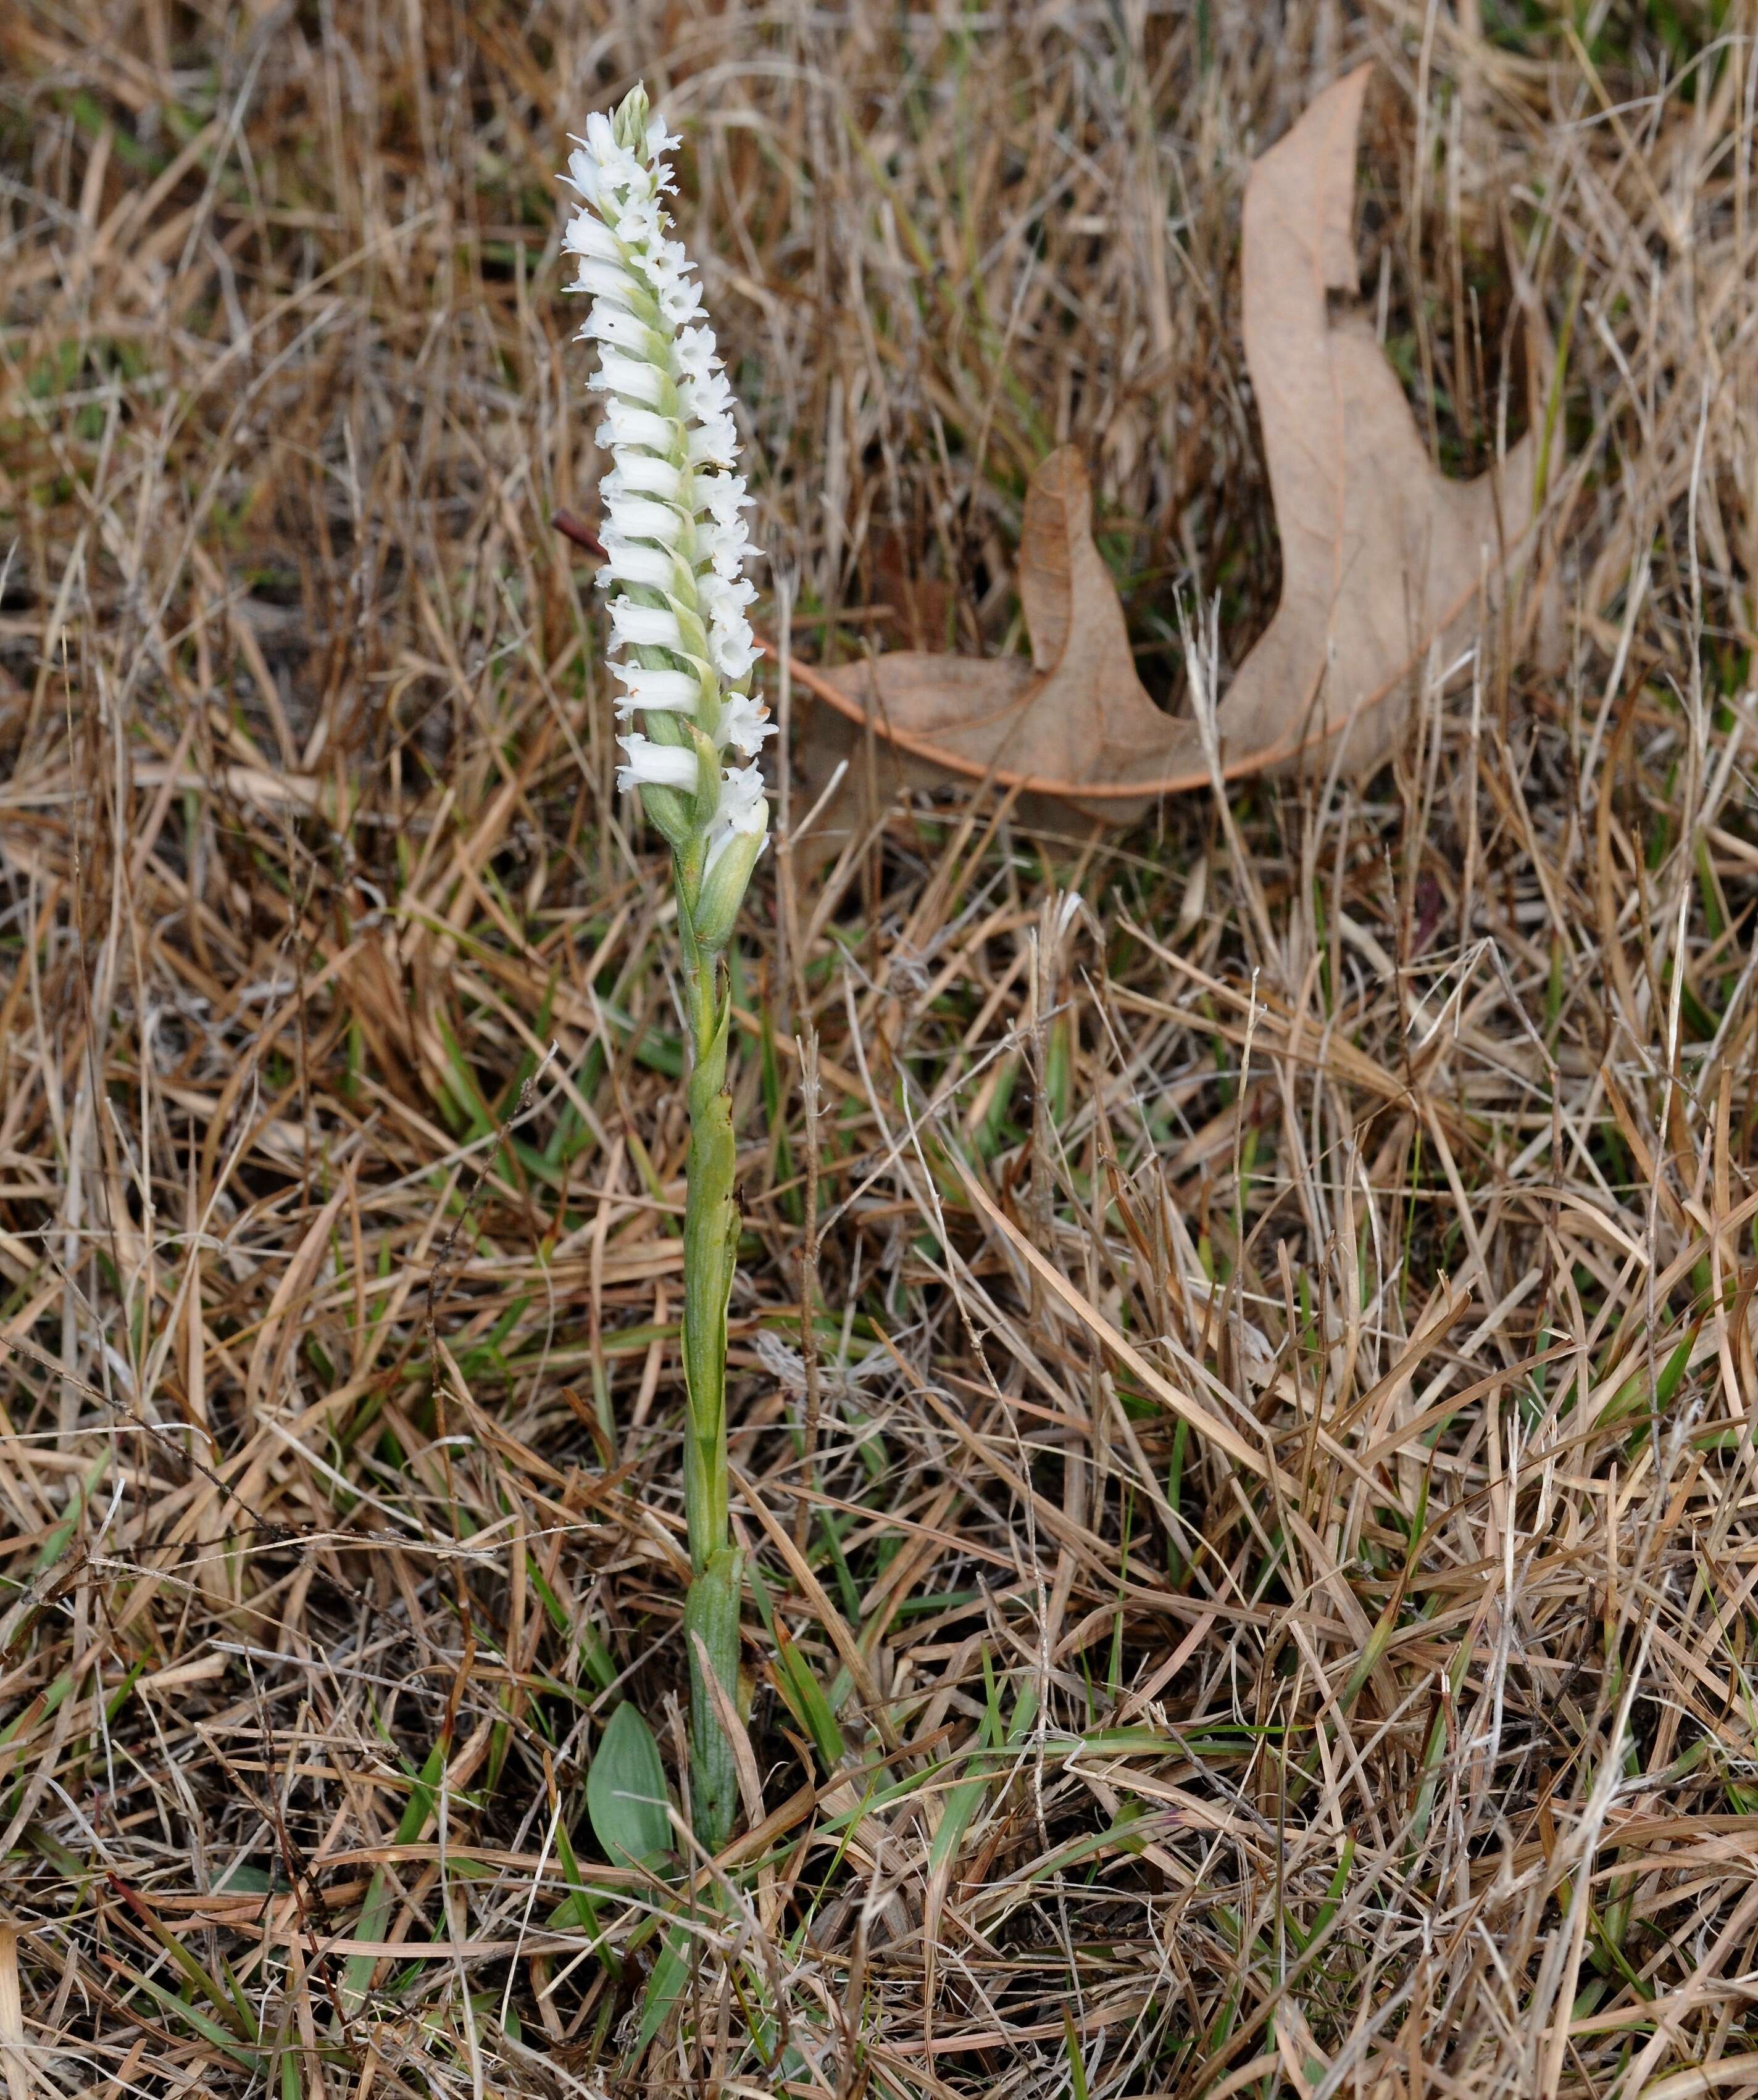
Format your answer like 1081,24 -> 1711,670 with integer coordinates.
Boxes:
680,932 -> 742,1851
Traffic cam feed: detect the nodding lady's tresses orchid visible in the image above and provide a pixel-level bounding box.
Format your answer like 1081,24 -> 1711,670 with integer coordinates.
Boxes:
562,86 -> 765,1854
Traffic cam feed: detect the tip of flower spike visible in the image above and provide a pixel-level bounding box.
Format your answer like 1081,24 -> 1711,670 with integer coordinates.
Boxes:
610,84 -> 649,154
609,83 -> 677,167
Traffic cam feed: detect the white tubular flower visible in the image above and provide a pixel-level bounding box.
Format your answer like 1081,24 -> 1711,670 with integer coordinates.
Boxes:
615,732 -> 699,797
707,762 -> 767,863
717,691 -> 775,759
607,599 -> 686,654
599,399 -> 676,454
594,350 -> 669,407
612,663 -> 700,716
605,455 -> 682,502
562,83 -> 770,937
605,494 -> 685,543
599,537 -> 677,595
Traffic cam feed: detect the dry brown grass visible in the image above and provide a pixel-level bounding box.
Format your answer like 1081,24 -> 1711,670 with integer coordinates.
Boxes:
1,2 -> 1756,2095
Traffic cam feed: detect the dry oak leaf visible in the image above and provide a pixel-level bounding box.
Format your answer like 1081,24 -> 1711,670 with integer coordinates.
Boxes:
792,63 -> 1546,827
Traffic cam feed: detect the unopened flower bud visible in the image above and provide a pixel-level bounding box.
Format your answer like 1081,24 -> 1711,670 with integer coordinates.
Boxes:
693,816 -> 767,950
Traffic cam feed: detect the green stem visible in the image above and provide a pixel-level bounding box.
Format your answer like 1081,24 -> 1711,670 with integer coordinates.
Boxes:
678,905 -> 743,1852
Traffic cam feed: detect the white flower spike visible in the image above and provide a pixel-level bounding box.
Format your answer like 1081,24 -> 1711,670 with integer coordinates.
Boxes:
562,84 -> 772,938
